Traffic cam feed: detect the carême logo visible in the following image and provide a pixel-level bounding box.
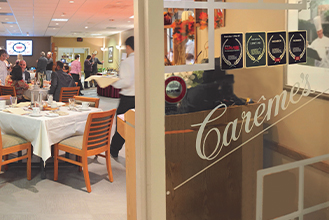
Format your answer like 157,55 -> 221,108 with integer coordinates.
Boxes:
174,73 -> 326,191
193,73 -> 312,161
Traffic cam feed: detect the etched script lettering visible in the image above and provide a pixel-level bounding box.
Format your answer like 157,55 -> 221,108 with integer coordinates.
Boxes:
192,73 -> 312,160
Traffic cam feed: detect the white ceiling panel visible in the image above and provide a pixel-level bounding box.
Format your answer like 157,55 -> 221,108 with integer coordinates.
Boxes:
2,0 -> 133,37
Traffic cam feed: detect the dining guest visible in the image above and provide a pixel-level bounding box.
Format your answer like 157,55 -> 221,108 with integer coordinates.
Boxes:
90,52 -> 104,87
70,54 -> 83,95
11,65 -> 29,103
84,55 -> 92,89
5,65 -> 13,86
0,49 -> 8,85
46,51 -> 53,81
49,61 -> 75,102
36,51 -> 47,79
110,36 -> 135,158
19,60 -> 31,83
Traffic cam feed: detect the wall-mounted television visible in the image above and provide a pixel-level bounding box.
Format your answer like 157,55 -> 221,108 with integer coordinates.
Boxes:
6,40 -> 33,56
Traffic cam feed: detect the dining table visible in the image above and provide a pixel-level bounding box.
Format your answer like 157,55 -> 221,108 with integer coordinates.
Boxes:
0,102 -> 102,177
85,74 -> 121,98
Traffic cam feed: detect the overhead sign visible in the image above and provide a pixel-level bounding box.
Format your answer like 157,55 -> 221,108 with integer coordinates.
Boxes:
267,31 -> 287,66
245,32 -> 266,68
288,31 -> 307,64
221,33 -> 243,70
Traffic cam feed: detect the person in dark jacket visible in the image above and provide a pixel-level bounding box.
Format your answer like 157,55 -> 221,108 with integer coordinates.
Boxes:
90,52 -> 103,87
48,61 -> 75,101
36,51 -> 48,79
84,55 -> 92,89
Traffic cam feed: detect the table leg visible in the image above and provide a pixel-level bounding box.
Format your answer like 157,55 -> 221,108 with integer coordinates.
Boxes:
40,158 -> 46,179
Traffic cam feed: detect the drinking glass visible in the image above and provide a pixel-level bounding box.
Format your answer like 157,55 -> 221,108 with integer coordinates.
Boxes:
47,94 -> 53,104
10,96 -> 17,107
69,98 -> 75,110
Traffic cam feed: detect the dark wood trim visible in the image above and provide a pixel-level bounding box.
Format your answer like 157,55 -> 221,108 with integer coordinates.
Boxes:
283,85 -> 329,101
264,139 -> 329,174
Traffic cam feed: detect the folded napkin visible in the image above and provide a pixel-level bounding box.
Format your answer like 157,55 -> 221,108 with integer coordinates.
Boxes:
3,108 -> 30,115
57,111 -> 69,116
56,102 -> 66,107
16,102 -> 31,107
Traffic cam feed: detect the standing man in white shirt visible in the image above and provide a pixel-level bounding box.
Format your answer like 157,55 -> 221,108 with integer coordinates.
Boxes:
110,36 -> 135,158
0,49 -> 8,85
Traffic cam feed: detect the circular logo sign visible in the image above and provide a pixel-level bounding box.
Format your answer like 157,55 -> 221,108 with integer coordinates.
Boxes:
13,42 -> 27,53
165,76 -> 187,103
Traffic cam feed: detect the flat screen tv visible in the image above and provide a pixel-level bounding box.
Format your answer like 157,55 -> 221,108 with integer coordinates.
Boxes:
6,40 -> 33,56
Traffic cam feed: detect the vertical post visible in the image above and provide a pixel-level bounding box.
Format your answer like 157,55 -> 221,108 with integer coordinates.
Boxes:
134,0 -> 166,219
298,166 -> 304,220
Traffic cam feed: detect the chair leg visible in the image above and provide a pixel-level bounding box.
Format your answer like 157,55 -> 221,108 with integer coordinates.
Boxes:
54,144 -> 59,181
76,156 -> 82,172
27,145 -> 31,180
4,155 -> 8,171
105,151 -> 113,182
82,156 -> 91,193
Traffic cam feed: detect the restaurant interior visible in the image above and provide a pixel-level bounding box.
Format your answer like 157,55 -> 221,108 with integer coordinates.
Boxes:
2,0 -> 329,220
0,0 -> 133,219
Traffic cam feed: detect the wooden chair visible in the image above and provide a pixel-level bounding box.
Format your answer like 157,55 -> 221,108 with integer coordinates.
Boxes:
0,128 -> 32,180
59,87 -> 80,103
0,85 -> 16,96
0,95 -> 11,106
73,96 -> 100,108
54,109 -> 116,193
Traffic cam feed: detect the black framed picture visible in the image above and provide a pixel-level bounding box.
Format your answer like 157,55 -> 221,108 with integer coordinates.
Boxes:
108,46 -> 113,63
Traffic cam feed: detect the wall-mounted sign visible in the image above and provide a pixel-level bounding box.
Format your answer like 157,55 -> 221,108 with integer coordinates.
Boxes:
267,31 -> 287,66
288,31 -> 307,65
221,33 -> 243,70
165,76 -> 187,103
245,32 -> 266,68
6,40 -> 33,56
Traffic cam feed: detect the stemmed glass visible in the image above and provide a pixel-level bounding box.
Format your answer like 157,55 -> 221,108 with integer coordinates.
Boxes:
69,98 -> 75,110
10,96 -> 17,107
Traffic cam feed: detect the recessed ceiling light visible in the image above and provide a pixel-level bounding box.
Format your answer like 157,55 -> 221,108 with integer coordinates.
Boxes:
128,21 -> 131,22
129,15 -> 134,18
56,23 -> 59,25
0,7 -> 2,10
69,1 -> 74,3
91,34 -> 101,36
53,28 -> 56,29
85,26 -> 88,29
52,18 -> 68,22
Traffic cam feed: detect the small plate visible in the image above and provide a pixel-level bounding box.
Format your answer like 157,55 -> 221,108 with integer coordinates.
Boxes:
46,113 -> 59,117
30,113 -> 42,117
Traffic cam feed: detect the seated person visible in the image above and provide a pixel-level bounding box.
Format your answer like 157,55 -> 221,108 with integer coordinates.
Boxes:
11,65 -> 29,103
19,60 -> 31,83
49,61 -> 76,101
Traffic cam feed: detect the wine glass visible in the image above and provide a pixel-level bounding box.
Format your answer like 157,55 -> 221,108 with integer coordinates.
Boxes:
68,98 -> 75,110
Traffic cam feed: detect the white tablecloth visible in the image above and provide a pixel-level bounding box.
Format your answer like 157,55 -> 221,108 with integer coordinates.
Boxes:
0,106 -> 102,162
85,75 -> 119,88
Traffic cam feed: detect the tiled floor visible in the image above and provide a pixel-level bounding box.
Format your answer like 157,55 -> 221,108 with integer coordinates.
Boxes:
0,88 -> 127,220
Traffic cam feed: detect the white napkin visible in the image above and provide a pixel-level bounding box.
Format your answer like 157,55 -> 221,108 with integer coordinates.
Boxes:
3,108 -> 30,115
16,102 -> 31,107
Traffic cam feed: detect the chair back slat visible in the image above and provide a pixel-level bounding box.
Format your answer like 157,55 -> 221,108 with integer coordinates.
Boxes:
59,87 -> 80,103
0,85 -> 16,96
83,109 -> 116,151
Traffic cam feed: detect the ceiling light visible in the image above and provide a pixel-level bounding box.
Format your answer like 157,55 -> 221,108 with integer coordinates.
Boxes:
69,0 -> 74,3
61,13 -> 66,17
91,34 -> 101,36
129,15 -> 134,18
0,7 -> 2,10
52,18 -> 68,22
27,32 -> 29,36
128,21 -> 131,22
56,23 -> 59,25
85,26 -> 88,29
